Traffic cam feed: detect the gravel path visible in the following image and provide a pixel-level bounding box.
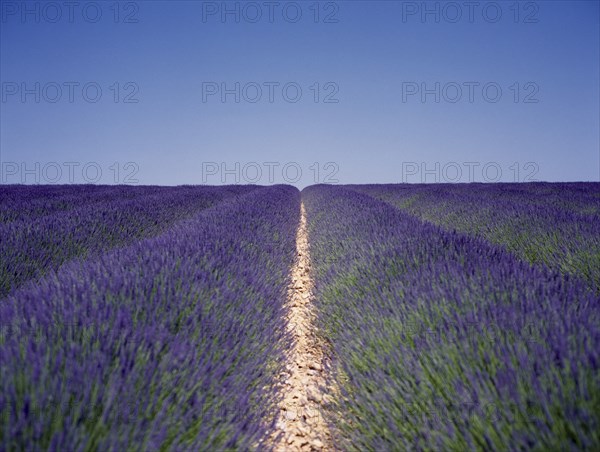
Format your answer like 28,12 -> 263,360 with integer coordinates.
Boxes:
270,202 -> 336,451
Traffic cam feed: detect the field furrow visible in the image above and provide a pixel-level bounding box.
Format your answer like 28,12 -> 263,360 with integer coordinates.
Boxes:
270,202 -> 336,451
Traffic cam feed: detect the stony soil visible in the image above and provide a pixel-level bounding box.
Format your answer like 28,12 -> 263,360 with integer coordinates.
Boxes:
269,203 -> 336,451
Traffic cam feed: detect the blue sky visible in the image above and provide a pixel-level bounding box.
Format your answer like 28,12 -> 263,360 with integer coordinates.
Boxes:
1,0 -> 598,187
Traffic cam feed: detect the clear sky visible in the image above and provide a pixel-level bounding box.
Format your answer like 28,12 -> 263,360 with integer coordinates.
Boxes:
1,0 -> 598,187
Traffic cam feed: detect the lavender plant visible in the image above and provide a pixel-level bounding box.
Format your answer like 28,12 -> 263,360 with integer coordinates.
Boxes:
0,185 -> 299,450
350,183 -> 600,291
303,184 -> 599,450
0,185 -> 255,298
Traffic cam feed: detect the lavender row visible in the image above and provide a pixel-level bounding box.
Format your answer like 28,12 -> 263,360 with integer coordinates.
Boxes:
303,185 -> 599,450
0,185 -> 164,224
0,185 -> 255,298
0,185 -> 300,450
349,183 -> 600,291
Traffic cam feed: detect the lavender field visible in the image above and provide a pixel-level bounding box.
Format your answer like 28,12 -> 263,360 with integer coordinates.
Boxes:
1,183 -> 599,451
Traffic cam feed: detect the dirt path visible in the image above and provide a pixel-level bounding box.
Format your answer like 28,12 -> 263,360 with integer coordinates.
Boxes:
270,202 -> 335,451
